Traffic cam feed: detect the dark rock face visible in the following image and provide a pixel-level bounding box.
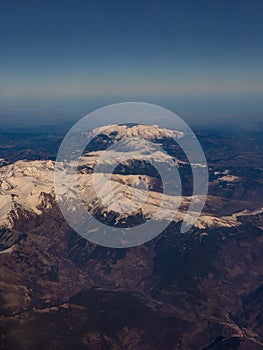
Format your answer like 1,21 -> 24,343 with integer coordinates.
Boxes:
0,127 -> 263,349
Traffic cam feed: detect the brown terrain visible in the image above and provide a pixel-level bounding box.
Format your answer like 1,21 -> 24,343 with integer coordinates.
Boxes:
0,126 -> 262,350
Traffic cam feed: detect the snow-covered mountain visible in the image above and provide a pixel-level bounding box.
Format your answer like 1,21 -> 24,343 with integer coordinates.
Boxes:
0,163 -> 243,231
1,123 -> 263,349
89,123 -> 184,141
0,124 -> 261,232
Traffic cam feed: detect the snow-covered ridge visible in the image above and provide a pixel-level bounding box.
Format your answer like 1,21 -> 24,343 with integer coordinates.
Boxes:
215,175 -> 241,183
0,157 -> 244,231
0,160 -> 55,227
90,124 -> 184,140
0,124 -> 257,231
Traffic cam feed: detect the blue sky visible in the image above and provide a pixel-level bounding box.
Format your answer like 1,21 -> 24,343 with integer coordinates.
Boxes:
0,0 -> 263,124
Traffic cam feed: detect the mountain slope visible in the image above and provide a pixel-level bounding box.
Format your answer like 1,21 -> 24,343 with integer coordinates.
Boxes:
0,124 -> 262,349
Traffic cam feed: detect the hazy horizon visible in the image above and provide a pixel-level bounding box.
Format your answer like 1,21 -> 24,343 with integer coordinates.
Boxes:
0,0 -> 262,127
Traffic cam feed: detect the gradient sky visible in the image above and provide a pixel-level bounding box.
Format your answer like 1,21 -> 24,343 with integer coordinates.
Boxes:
0,0 -> 263,123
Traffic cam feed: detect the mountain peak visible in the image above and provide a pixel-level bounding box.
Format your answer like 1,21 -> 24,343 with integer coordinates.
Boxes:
91,124 -> 184,140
